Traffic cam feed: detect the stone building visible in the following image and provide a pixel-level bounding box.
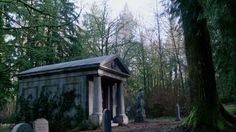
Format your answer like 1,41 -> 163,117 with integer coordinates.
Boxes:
16,55 -> 130,127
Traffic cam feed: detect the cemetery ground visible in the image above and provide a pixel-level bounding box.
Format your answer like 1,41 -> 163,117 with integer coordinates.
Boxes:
0,105 -> 235,131
79,118 -> 181,132
0,117 -> 180,132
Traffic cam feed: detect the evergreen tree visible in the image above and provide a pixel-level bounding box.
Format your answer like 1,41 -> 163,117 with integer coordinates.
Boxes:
173,0 -> 236,129
0,0 -> 83,110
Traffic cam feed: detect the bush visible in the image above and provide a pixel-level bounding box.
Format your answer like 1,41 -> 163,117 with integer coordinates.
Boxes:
148,103 -> 165,117
75,120 -> 97,131
144,87 -> 190,118
221,98 -> 236,104
0,100 -> 16,123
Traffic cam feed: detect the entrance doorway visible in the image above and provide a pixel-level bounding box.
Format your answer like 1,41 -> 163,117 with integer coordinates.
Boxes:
102,78 -> 115,118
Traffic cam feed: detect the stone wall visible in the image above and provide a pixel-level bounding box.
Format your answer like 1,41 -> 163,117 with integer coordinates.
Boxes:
17,72 -> 88,129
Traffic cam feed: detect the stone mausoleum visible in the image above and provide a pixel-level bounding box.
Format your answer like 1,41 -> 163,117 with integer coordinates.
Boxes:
16,55 -> 130,127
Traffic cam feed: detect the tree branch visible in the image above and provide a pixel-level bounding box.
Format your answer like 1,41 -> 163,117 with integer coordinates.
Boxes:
1,13 -> 84,32
17,0 -> 52,17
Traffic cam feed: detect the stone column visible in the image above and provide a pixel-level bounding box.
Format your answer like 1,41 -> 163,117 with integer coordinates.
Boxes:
89,76 -> 103,126
88,80 -> 93,116
114,81 -> 128,125
112,84 -> 117,118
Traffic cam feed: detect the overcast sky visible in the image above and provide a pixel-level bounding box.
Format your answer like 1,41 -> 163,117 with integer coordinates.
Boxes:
76,0 -> 163,27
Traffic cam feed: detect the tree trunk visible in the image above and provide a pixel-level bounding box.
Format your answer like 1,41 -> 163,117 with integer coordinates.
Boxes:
155,11 -> 165,89
169,18 -> 181,100
140,34 -> 147,93
179,0 -> 229,129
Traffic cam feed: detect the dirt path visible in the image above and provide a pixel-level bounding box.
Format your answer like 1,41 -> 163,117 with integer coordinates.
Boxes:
82,120 -> 181,132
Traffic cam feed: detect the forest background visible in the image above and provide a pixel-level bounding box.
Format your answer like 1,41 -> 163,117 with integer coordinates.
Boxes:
0,0 -> 235,122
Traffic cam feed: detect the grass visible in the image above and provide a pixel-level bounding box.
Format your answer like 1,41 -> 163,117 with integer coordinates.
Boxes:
146,117 -> 177,122
223,104 -> 236,117
0,124 -> 13,132
129,116 -> 184,123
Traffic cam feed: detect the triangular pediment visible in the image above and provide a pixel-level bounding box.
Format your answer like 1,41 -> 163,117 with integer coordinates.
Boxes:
101,57 -> 130,75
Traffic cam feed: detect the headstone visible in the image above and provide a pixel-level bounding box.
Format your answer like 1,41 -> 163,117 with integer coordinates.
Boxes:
134,89 -> 146,122
102,109 -> 111,132
33,118 -> 49,132
11,123 -> 33,132
176,103 -> 181,121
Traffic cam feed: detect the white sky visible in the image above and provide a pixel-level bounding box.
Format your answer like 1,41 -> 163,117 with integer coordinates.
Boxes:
77,0 -> 163,28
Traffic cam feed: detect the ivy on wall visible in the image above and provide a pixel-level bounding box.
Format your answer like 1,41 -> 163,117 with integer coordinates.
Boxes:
16,89 -> 84,130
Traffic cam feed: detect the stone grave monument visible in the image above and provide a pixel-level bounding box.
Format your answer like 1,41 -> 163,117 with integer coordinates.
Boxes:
176,103 -> 181,121
102,109 -> 111,132
33,118 -> 49,132
11,123 -> 33,132
134,89 -> 146,122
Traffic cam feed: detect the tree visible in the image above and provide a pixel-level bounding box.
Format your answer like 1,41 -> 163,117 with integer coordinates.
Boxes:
174,0 -> 236,129
0,2 -> 14,110
207,0 -> 236,99
0,64 -> 12,111
82,1 -> 137,57
82,1 -> 113,56
1,0 -> 82,67
154,7 -> 166,90
111,4 -> 138,61
0,0 -> 83,111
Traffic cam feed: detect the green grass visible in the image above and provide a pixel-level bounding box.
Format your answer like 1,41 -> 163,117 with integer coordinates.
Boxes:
146,117 -> 176,122
129,116 -> 185,123
0,124 -> 13,132
223,104 -> 236,117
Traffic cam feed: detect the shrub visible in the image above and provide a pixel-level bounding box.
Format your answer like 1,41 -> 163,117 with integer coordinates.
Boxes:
144,87 -> 190,118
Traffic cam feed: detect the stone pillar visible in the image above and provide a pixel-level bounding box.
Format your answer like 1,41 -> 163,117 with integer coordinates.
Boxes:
176,103 -> 181,121
89,76 -> 103,126
112,84 -> 117,118
114,81 -> 128,125
88,80 -> 93,116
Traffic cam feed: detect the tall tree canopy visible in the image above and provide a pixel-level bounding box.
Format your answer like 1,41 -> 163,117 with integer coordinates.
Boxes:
0,0 -> 83,109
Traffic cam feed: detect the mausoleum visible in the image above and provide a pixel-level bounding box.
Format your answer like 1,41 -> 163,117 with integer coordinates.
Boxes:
16,55 -> 130,127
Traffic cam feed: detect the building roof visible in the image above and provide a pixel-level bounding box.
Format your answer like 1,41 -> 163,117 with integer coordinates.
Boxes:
16,55 -> 130,77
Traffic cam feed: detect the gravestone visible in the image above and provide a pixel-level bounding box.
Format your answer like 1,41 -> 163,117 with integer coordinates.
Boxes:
176,103 -> 181,121
33,118 -> 49,132
134,89 -> 146,122
11,123 -> 33,132
102,109 -> 111,132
